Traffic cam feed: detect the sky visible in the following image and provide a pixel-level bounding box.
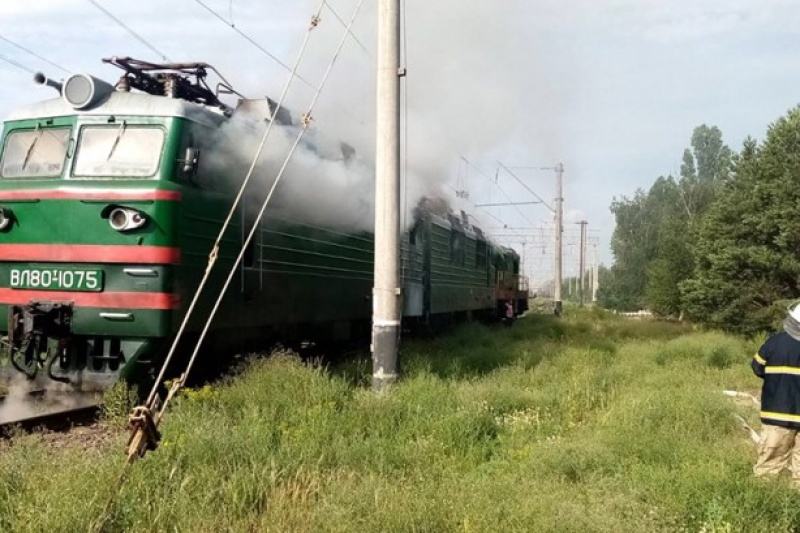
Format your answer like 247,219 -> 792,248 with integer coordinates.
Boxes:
2,0 -> 800,290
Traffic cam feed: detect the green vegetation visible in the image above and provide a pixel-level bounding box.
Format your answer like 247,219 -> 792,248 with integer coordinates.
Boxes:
99,381 -> 139,428
601,110 -> 800,333
1,310 -> 798,532
600,124 -> 732,316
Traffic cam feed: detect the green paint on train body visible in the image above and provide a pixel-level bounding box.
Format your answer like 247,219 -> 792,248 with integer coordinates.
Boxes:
0,87 -> 528,394
0,93 -> 227,390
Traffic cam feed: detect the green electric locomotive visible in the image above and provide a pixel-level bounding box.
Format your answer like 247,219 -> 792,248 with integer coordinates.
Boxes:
0,58 -> 529,402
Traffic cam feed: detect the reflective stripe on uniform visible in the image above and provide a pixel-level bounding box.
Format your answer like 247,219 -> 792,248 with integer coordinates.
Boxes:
762,411 -> 800,424
764,366 -> 800,375
754,354 -> 767,365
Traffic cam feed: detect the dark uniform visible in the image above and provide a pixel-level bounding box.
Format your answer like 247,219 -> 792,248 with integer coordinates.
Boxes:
752,331 -> 800,480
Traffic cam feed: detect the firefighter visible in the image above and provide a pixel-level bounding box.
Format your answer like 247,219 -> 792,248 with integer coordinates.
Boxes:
752,302 -> 800,482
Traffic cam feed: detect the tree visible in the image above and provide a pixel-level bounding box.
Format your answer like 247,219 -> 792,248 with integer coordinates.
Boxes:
602,125 -> 733,314
645,126 -> 732,316
682,110 -> 800,333
604,190 -> 655,310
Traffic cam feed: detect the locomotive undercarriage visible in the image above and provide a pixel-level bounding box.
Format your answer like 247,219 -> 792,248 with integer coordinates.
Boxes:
2,301 -> 150,392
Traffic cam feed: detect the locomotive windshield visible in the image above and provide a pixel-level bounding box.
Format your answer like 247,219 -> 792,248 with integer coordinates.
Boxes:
0,127 -> 70,178
73,125 -> 164,177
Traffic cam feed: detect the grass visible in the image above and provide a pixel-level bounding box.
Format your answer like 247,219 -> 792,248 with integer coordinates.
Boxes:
0,307 -> 797,532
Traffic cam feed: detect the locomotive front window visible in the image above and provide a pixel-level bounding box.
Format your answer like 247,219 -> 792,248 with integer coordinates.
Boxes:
74,125 -> 164,178
0,127 -> 70,178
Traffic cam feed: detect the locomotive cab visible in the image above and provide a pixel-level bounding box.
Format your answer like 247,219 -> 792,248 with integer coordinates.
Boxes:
0,62 -> 229,394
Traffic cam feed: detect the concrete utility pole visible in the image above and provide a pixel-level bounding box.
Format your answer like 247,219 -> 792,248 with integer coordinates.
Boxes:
578,220 -> 587,306
592,244 -> 599,303
372,0 -> 401,392
554,163 -> 564,315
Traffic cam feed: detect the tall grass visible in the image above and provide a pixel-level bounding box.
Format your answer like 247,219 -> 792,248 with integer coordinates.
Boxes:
1,308 -> 797,532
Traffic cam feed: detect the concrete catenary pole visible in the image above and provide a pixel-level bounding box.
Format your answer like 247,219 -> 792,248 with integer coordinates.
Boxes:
553,163 -> 564,315
592,244 -> 599,303
578,220 -> 587,307
372,0 -> 401,392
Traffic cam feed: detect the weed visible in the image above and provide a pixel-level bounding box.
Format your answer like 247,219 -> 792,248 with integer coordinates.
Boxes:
0,309 -> 794,532
100,381 -> 138,427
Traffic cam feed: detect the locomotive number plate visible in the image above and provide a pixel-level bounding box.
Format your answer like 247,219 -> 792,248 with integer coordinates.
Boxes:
9,268 -> 104,292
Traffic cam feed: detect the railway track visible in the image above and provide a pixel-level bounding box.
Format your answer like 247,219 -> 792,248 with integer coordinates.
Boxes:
0,391 -> 100,436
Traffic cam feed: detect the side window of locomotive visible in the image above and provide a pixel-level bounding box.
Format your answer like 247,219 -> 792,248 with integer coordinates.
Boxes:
0,127 -> 70,179
73,125 -> 165,178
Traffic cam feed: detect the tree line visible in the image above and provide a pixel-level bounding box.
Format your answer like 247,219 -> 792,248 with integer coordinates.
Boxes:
598,106 -> 800,333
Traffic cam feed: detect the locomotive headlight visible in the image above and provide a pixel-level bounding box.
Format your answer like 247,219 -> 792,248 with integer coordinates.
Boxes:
63,73 -> 113,110
108,207 -> 147,232
0,207 -> 13,231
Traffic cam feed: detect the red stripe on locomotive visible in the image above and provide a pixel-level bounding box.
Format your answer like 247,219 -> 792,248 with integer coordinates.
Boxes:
0,288 -> 180,309
0,189 -> 181,201
0,244 -> 181,264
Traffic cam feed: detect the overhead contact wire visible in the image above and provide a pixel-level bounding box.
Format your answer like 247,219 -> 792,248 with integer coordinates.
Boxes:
193,0 -> 296,74
463,156 -> 536,228
322,0 -> 371,56
193,0 -> 369,127
0,34 -> 69,74
0,53 -> 34,74
85,0 -> 170,61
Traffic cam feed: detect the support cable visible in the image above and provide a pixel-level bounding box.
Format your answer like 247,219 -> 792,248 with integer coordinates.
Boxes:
86,0 -> 171,61
497,161 -> 554,212
142,2 -> 326,412
151,0 -> 367,435
0,34 -> 69,74
129,0 -> 364,460
172,0 -> 364,402
463,156 -> 536,228
91,3 -> 353,529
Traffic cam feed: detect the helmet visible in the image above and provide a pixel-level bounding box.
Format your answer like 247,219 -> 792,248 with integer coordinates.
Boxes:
790,302 -> 800,323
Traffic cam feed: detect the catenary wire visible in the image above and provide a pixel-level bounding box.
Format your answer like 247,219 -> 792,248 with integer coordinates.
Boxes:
497,161 -> 554,212
0,34 -> 69,74
193,0 -> 369,127
0,53 -> 34,74
462,156 -> 536,228
323,0 -> 371,56
86,0 -> 171,61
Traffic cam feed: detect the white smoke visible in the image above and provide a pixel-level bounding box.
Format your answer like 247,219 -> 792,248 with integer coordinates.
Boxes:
222,0 -> 568,232
0,367 -> 95,425
200,111 -> 377,232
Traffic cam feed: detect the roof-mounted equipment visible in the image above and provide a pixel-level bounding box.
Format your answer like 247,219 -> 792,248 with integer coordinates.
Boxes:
62,73 -> 114,110
33,72 -> 63,94
103,56 -> 241,116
